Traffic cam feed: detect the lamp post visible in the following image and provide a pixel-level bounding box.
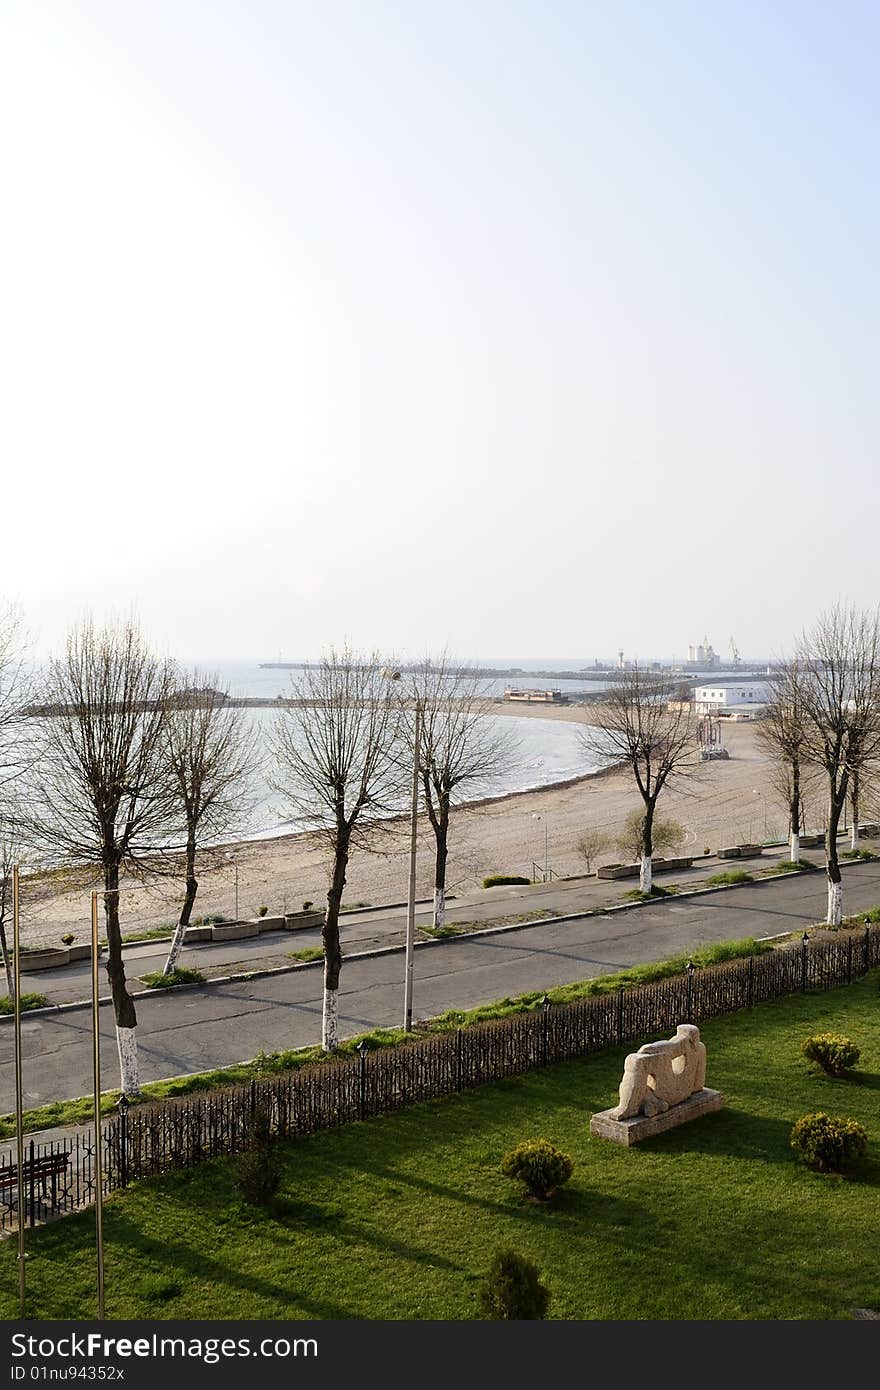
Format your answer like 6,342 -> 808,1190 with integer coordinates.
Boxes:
383,669 -> 420,1031
226,853 -> 239,921
90,890 -> 105,1319
752,789 -> 767,841
532,814 -> 549,881
12,864 -> 26,1318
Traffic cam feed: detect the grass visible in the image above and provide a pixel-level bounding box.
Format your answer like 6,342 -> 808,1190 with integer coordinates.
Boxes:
140,967 -> 206,989
842,849 -> 878,862
340,902 -> 370,912
288,947 -> 324,963
0,992 -> 49,1016
706,870 -> 754,887
0,937 -> 772,1140
623,884 -> 680,902
3,974 -> 879,1320
764,859 -> 819,876
420,925 -> 464,939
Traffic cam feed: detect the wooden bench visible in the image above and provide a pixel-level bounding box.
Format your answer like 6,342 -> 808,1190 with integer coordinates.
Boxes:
0,1151 -> 70,1200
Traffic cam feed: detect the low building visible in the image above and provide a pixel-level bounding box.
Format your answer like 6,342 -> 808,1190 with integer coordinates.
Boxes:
503,688 -> 570,704
694,684 -> 769,718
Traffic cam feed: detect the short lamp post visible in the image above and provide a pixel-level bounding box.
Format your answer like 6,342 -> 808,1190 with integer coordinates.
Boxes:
226,853 -> 239,921
532,814 -> 549,881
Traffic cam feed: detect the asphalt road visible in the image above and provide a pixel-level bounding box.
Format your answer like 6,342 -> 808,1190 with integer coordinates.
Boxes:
4,859 -> 880,1112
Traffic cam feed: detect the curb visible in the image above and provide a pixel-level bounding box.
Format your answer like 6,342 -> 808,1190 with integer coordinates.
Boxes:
6,857 -> 877,1023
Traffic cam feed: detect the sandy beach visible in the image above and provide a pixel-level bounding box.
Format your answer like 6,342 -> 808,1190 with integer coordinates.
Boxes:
20,704 -> 831,946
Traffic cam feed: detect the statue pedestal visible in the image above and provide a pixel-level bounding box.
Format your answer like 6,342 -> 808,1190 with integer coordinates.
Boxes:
590,1088 -> 724,1146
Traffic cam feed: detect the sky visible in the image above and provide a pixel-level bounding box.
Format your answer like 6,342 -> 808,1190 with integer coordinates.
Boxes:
1,1 -> 878,664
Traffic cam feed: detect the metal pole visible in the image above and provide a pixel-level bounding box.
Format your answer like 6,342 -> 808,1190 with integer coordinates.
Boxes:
91,891 -> 105,1320
13,864 -> 26,1318
544,822 -> 549,880
403,702 -> 421,1031
234,864 -> 239,921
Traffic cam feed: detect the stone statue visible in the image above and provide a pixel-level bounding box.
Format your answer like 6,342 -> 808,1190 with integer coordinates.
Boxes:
610,1023 -> 707,1121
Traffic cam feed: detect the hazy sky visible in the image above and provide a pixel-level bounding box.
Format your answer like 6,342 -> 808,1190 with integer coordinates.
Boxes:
2,1 -> 877,663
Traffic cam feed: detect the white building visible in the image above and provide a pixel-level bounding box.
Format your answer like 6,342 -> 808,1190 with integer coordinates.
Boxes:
695,683 -> 769,718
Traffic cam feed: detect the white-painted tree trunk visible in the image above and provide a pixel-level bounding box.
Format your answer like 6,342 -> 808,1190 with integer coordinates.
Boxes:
322,987 -> 339,1052
827,880 -> 842,926
162,922 -> 187,977
115,1025 -> 140,1095
851,823 -> 859,851
789,831 -> 800,864
433,887 -> 446,932
640,855 -> 652,894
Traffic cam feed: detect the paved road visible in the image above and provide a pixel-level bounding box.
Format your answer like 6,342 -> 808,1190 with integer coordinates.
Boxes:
4,860 -> 879,1112
17,846 -> 809,1004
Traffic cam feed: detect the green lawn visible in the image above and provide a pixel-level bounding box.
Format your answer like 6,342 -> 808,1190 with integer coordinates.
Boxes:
3,975 -> 880,1321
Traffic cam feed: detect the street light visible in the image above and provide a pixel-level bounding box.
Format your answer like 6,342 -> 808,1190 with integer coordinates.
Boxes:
383,668 -> 421,1032
225,853 -> 239,921
532,814 -> 549,882
752,789 -> 767,840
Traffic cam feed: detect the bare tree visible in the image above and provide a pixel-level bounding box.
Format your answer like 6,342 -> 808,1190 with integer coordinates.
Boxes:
0,815 -> 22,1000
26,620 -> 177,1093
270,650 -> 403,1050
796,604 -> 880,924
160,673 -> 257,976
575,825 -> 609,875
404,656 -> 514,930
584,668 -> 699,893
0,603 -> 32,794
754,661 -> 814,863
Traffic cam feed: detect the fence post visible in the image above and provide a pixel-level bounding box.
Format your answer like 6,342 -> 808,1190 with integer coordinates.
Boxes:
456,1028 -> 463,1091
28,1140 -> 35,1229
117,1094 -> 129,1189
685,960 -> 695,1024
540,995 -> 550,1066
357,1039 -> 369,1121
801,932 -> 809,993
747,954 -> 754,1008
846,932 -> 853,985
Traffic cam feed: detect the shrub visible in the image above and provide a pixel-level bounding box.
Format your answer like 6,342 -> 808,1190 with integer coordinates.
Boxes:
142,968 -> 206,989
483,875 -> 531,888
477,1248 -> 550,1320
60,933 -> 75,946
765,859 -> 817,875
790,1112 -> 868,1172
501,1138 -> 573,1200
0,993 -> 48,1016
801,1033 -> 860,1076
706,870 -> 754,886
615,810 -> 685,863
236,1107 -> 283,1205
257,905 -> 268,918
301,900 -> 314,911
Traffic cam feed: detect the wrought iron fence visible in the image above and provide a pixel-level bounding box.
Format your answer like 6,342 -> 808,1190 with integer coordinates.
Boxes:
2,922 -> 878,1230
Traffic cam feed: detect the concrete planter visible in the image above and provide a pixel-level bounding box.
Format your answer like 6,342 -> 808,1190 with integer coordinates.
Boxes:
284,911 -> 324,931
211,921 -> 260,942
256,916 -> 286,932
20,947 -> 70,972
67,944 -> 97,962
183,925 -> 213,944
597,863 -> 640,880
718,845 -> 764,859
799,834 -> 825,848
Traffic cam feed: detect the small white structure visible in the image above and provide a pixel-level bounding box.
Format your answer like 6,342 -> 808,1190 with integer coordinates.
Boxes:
694,683 -> 769,718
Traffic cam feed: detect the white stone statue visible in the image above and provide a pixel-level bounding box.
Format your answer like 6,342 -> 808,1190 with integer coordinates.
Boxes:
610,1023 -> 707,1121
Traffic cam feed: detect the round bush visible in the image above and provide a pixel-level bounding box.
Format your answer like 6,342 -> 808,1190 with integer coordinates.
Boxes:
501,1138 -> 573,1199
478,1248 -> 550,1320
790,1112 -> 868,1173
801,1033 -> 860,1076
483,875 -> 531,888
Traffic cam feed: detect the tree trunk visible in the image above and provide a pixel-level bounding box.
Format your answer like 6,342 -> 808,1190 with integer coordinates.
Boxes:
850,770 -> 860,850
162,834 -> 198,976
103,860 -> 140,1092
789,765 -> 801,864
639,802 -> 655,893
322,830 -> 349,1051
432,807 -> 449,931
0,917 -> 13,1002
825,794 -> 844,926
